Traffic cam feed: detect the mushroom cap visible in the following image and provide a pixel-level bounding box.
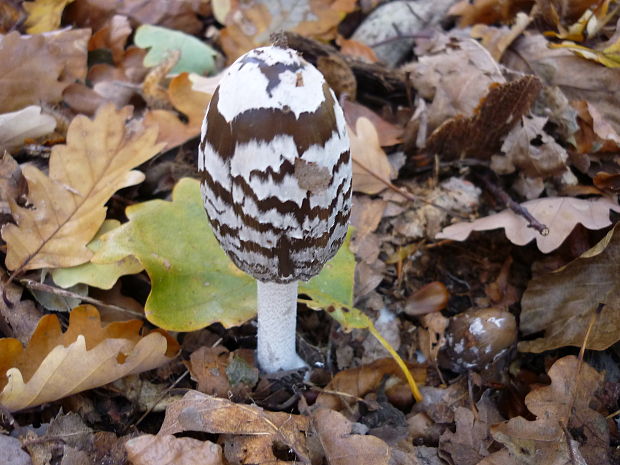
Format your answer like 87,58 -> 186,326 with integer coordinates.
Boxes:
199,46 -> 352,284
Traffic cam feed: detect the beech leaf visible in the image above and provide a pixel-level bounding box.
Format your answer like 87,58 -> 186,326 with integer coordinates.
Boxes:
1,104 -> 164,272
0,305 -> 178,412
436,196 -> 620,253
349,117 -> 392,195
23,0 -> 76,34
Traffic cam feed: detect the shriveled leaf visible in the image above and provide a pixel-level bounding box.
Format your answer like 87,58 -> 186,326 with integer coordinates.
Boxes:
436,197 -> 620,253
471,12 -> 532,62
572,99 -> 620,153
51,220 -> 144,290
1,104 -> 164,272
0,105 -> 56,152
219,0 -> 357,61
93,178 -> 363,332
349,117 -> 392,195
491,356 -> 607,465
134,24 -> 217,75
0,270 -> 41,344
312,408 -> 390,465
23,0 -> 75,33
126,434 -> 223,465
315,358 -> 426,410
343,100 -> 403,146
159,390 -> 309,462
144,72 -> 212,149
519,224 -> 620,352
0,305 -> 178,412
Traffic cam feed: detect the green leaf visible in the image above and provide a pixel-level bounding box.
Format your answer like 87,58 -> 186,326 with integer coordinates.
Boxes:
134,24 -> 217,75
51,220 -> 143,290
93,178 -> 362,332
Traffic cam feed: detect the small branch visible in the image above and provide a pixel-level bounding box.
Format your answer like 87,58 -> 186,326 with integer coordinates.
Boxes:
19,279 -> 144,318
472,171 -> 549,236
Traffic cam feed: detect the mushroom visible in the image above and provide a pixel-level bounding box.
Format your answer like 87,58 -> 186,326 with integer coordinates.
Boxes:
198,44 -> 352,372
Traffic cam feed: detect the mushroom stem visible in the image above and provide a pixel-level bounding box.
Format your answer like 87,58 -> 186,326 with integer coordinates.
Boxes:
256,280 -> 305,372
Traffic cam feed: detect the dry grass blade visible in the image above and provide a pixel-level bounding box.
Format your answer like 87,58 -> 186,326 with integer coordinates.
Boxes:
2,104 -> 164,273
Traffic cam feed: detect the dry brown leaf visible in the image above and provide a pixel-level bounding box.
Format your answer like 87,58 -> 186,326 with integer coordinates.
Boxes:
439,394 -> 504,465
89,14 -> 133,65
0,270 -> 42,344
23,0 -> 76,34
144,72 -> 212,149
126,434 -> 223,465
448,0 -> 532,27
424,76 -> 542,160
312,408 -> 391,465
0,305 -> 178,412
159,390 -> 310,463
405,35 -> 505,132
436,196 -> 620,253
42,28 -> 91,83
0,1 -> 24,33
471,12 -> 532,62
65,0 -> 203,34
495,114 -> 569,178
336,34 -> 379,63
315,358 -> 426,411
1,104 -> 164,272
343,100 -> 403,146
491,356 -> 608,465
572,99 -> 620,153
505,33 -> 620,134
349,117 -> 393,195
519,224 -> 620,352
0,105 -> 56,153
0,32 -> 66,112
219,0 -> 357,62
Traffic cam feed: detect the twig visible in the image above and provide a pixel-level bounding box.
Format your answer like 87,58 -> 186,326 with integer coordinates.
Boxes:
18,279 -> 144,318
472,171 -> 549,235
133,369 -> 190,427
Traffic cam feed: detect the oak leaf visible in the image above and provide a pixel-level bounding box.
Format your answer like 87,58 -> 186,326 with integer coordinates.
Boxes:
519,224 -> 620,352
1,104 -> 164,272
126,434 -> 223,465
0,305 -> 178,412
436,197 -> 620,253
491,356 -> 607,465
218,0 -> 357,62
159,390 -> 310,464
312,408 -> 391,465
144,72 -> 212,149
0,105 -> 56,152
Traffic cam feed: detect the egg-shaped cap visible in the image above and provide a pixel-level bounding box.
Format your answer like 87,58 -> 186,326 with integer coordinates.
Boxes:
199,45 -> 352,283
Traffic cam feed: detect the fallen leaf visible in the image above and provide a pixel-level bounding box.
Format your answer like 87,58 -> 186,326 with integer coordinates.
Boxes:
343,100 -> 403,146
0,435 -> 31,465
0,305 -> 178,412
337,34 -> 379,63
424,76 -> 543,160
23,0 -> 76,33
405,34 -> 505,132
126,434 -> 223,465
519,224 -> 620,352
93,178 -> 364,332
159,390 -> 310,463
447,0 -> 531,27
495,114 -> 569,179
312,408 -> 390,465
1,104 -> 164,272
0,105 -> 56,153
572,99 -> 620,153
491,356 -> 608,465
134,24 -> 218,75
436,196 -> 620,253
315,358 -> 426,410
439,393 -> 504,465
144,72 -> 212,149
51,220 -> 144,290
471,12 -> 532,61
349,117 -> 393,194
0,32 -> 66,112
89,14 -> 133,65
504,33 -> 620,134
219,0 -> 357,62
0,270 -> 42,344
